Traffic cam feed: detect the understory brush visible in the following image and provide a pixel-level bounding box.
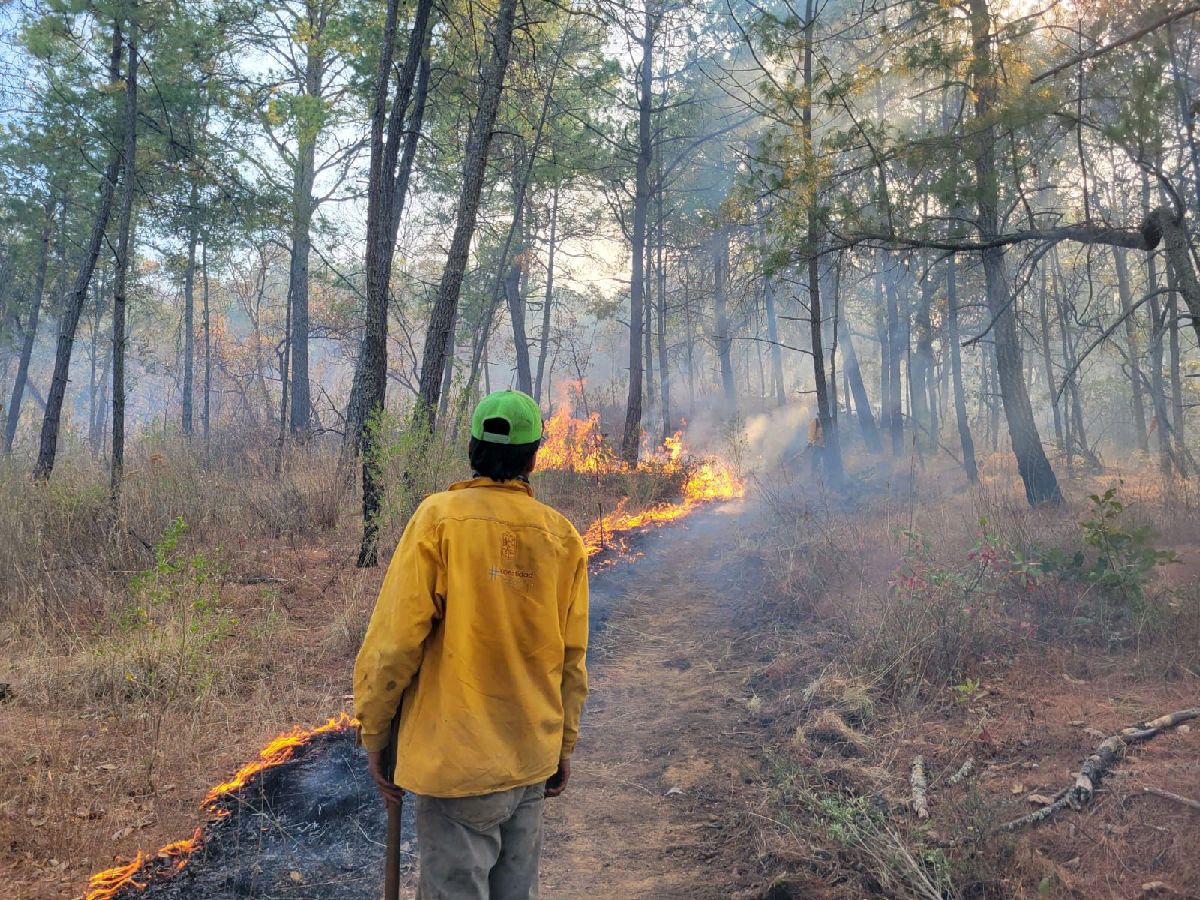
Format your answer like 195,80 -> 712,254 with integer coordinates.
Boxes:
0,436 -> 350,636
754,464 -> 1199,897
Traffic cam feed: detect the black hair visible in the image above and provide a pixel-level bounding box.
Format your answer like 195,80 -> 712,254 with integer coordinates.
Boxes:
469,418 -> 540,481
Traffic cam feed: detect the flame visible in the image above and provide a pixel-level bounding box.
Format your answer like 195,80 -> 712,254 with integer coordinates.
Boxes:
83,396 -> 742,898
84,714 -> 355,900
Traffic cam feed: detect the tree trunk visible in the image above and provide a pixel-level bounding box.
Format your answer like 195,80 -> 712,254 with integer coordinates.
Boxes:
946,253 -> 978,482
1036,265 -> 1065,454
1168,290 -> 1186,464
202,239 -> 212,444
655,183 -> 670,438
344,26 -> 432,460
1112,246 -> 1149,452
619,2 -> 656,465
764,272 -> 786,407
534,184 -> 558,402
111,22 -> 138,498
802,0 -> 841,483
413,0 -> 521,431
34,24 -> 124,481
911,274 -> 934,446
840,310 -> 881,452
712,225 -> 737,409
354,0 -> 435,565
181,186 -> 199,437
969,0 -> 1061,505
1150,268 -> 1172,474
4,198 -> 55,454
505,163 -> 533,394
883,263 -> 904,455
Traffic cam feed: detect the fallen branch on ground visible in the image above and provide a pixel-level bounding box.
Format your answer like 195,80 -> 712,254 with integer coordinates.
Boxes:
993,707 -> 1199,833
947,757 -> 974,786
911,756 -> 929,819
1136,786 -> 1200,813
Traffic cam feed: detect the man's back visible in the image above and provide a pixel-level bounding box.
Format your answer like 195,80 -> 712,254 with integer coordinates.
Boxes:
354,476 -> 589,798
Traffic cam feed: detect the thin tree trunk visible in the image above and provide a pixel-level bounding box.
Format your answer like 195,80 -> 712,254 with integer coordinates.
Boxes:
111,22 -> 138,498
712,225 -> 736,409
946,253 -> 978,482
840,310 -> 881,452
505,160 -> 533,394
1168,290 -> 1185,464
803,0 -> 841,483
202,239 -> 212,445
34,24 -> 124,481
413,0 -> 521,429
181,186 -> 199,437
1112,246 -> 1149,452
1037,265 -> 1065,454
969,0 -> 1061,505
911,274 -> 934,445
534,184 -> 558,402
655,186 -> 670,438
620,1 -> 656,464
4,198 -> 55,453
764,271 -> 786,407
883,264 -> 904,455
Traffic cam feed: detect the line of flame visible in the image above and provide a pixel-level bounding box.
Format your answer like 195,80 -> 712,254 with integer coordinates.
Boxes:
82,415 -> 741,899
84,714 -> 355,900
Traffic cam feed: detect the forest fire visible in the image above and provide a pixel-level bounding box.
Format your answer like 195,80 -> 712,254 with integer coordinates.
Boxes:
83,401 -> 741,899
541,384 -> 745,558
85,714 -> 355,900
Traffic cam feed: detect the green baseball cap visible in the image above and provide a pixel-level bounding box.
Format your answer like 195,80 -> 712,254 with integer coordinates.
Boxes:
471,390 -> 543,445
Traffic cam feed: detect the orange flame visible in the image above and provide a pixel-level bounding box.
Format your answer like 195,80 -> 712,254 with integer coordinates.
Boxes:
84,714 -> 355,900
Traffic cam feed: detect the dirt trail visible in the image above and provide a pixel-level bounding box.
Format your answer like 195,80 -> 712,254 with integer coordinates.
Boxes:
541,500 -> 770,899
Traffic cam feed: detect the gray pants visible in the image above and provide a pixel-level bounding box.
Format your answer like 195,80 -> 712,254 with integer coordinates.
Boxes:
415,782 -> 545,899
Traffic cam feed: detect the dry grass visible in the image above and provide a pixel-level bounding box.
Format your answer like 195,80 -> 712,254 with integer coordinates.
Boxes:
749,451 -> 1200,898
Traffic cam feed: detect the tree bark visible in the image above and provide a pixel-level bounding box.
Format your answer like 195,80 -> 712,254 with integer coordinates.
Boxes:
4,198 -> 55,454
764,271 -> 786,407
1112,247 -> 1149,452
34,24 -> 124,481
655,182 -> 671,438
1036,265 -> 1065,454
181,185 -> 199,437
968,0 -> 1061,505
803,0 -> 842,484
883,263 -> 904,455
413,0 -> 520,430
712,225 -> 737,409
505,161 -> 533,394
111,19 -> 138,498
202,239 -> 212,444
946,253 -> 978,482
620,2 -> 656,465
534,184 -> 559,402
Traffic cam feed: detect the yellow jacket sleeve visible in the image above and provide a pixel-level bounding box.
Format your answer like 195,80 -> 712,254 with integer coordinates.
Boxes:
353,504 -> 443,752
559,550 -> 589,758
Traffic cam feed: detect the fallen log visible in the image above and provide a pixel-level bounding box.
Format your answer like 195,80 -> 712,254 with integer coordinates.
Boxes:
947,757 -> 974,786
911,756 -> 929,820
993,707 -> 1198,834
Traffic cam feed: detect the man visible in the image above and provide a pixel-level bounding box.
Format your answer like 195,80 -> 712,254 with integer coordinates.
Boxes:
354,389 -> 589,899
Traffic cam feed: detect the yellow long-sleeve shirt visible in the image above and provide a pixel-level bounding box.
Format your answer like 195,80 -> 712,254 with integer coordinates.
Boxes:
353,476 -> 589,798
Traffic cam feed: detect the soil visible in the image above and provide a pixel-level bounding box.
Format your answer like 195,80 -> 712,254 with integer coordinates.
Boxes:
541,500 -> 771,899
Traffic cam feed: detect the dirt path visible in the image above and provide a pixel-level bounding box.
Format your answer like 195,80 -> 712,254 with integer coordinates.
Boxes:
541,501 -> 770,899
